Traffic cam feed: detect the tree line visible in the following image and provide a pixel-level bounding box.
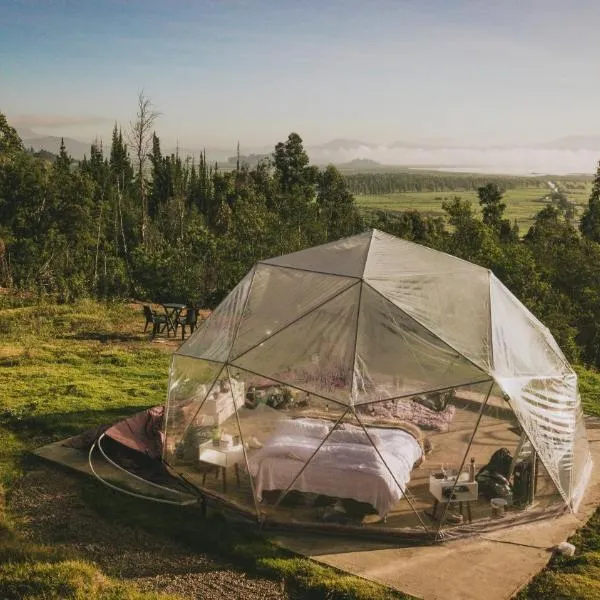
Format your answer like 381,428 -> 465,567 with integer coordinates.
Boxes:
2,100 -> 600,368
344,171 -> 547,196
0,99 -> 361,308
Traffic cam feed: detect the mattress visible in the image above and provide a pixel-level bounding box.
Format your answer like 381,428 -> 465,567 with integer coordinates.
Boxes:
247,419 -> 422,517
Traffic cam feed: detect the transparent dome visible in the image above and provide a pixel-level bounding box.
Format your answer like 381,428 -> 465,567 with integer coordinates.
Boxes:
162,230 -> 592,541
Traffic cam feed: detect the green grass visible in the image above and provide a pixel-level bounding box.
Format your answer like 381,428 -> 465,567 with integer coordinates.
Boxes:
0,300 -> 170,487
518,512 -> 600,600
0,300 -> 180,600
0,298 -> 408,600
2,297 -> 600,599
575,365 -> 600,417
356,183 -> 593,232
0,548 -> 181,600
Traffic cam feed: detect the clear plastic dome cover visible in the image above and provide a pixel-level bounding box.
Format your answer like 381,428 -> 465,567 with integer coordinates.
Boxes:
163,230 -> 592,539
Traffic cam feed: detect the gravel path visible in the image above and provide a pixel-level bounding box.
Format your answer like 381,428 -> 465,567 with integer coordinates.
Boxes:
9,466 -> 289,600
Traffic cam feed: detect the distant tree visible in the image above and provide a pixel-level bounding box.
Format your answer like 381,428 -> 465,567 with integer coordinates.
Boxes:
109,124 -> 135,262
149,132 -> 170,217
442,196 -> 500,264
478,183 -> 506,228
110,124 -> 133,193
272,133 -> 319,240
366,210 -> 445,245
56,138 -> 71,173
580,160 -> 600,242
128,91 -> 160,245
0,113 -> 23,162
442,196 -> 474,228
273,133 -> 312,194
316,165 -> 362,240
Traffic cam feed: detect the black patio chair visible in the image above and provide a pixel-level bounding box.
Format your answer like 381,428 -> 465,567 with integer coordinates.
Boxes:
142,305 -> 168,337
176,307 -> 198,340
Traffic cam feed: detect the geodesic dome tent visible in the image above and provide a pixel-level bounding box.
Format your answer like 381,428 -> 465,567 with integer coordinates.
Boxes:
163,229 -> 593,540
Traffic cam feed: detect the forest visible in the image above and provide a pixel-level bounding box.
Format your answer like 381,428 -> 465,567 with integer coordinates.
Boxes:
343,171 -> 549,195
2,107 -> 600,369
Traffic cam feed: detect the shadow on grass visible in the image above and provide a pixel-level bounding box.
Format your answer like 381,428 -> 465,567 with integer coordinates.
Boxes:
76,477 -> 412,600
2,406 -> 149,441
58,332 -> 148,343
4,399 -> 414,599
1,406 -> 153,482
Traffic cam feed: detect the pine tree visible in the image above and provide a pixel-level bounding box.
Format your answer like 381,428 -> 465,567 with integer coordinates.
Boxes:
0,112 -> 24,164
56,137 -> 71,173
580,161 -> 600,242
109,124 -> 133,192
478,183 -> 506,228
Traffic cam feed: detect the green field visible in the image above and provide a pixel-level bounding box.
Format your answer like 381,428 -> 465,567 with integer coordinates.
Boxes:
355,183 -> 593,232
0,299 -> 407,600
1,298 -> 600,599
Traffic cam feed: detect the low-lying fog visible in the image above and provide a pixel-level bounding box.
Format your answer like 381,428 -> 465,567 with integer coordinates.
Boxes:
308,145 -> 600,176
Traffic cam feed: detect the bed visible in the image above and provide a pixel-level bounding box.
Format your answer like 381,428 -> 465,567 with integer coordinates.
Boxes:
247,418 -> 423,517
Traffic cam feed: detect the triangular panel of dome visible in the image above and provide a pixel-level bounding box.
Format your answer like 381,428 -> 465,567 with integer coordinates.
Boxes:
261,231 -> 372,278
365,230 -> 482,278
163,356 -> 225,464
177,268 -> 255,363
434,384 -> 521,538
571,405 -> 593,510
490,274 -> 571,378
366,268 -> 492,371
352,283 -> 489,406
231,284 -> 361,405
498,374 -> 577,504
230,263 -> 356,360
349,410 -> 434,536
167,367 -> 258,516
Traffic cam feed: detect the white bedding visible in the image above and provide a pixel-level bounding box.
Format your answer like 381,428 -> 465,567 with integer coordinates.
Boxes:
247,420 -> 422,517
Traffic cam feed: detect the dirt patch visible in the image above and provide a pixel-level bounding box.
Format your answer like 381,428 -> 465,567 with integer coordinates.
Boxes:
9,465 -> 288,600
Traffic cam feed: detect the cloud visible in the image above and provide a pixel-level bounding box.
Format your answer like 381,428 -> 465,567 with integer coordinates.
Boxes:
8,114 -> 112,129
308,144 -> 600,175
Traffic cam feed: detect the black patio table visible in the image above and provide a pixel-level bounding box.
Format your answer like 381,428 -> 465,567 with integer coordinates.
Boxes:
162,303 -> 187,337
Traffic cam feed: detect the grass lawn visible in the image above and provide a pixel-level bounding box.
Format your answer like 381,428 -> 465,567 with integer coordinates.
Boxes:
1,296 -> 600,599
356,183 -> 592,232
0,297 -> 406,600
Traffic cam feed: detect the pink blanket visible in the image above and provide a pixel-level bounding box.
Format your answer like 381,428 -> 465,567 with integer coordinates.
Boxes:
357,400 -> 456,432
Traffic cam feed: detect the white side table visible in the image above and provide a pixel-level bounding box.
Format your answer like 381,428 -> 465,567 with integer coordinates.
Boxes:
198,441 -> 245,493
429,472 -> 478,523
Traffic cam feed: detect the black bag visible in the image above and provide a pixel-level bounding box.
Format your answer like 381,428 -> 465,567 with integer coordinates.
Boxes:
512,460 -> 533,506
476,448 -> 513,500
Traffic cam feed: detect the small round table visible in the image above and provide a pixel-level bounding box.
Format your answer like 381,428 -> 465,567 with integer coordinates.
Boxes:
162,303 -> 186,337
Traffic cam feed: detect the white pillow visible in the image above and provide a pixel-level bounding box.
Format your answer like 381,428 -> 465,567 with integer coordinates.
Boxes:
328,425 -> 382,446
276,418 -> 331,439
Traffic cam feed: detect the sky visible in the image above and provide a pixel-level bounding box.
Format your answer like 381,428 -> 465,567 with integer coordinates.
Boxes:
2,0 -> 600,151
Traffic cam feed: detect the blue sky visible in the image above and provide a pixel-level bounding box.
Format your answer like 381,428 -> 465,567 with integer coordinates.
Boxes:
2,0 -> 600,149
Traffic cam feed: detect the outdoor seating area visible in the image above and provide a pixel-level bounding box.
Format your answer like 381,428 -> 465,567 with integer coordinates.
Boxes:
142,302 -> 200,340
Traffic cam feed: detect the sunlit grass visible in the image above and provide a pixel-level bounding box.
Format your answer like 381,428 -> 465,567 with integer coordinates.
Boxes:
0,299 -> 180,600
0,298 -> 410,600
355,184 -> 591,232
2,297 -> 600,599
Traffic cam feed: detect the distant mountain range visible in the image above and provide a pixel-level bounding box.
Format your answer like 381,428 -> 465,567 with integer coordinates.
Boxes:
537,135 -> 600,151
311,136 -> 600,152
15,129 -> 600,175
17,131 -> 92,161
